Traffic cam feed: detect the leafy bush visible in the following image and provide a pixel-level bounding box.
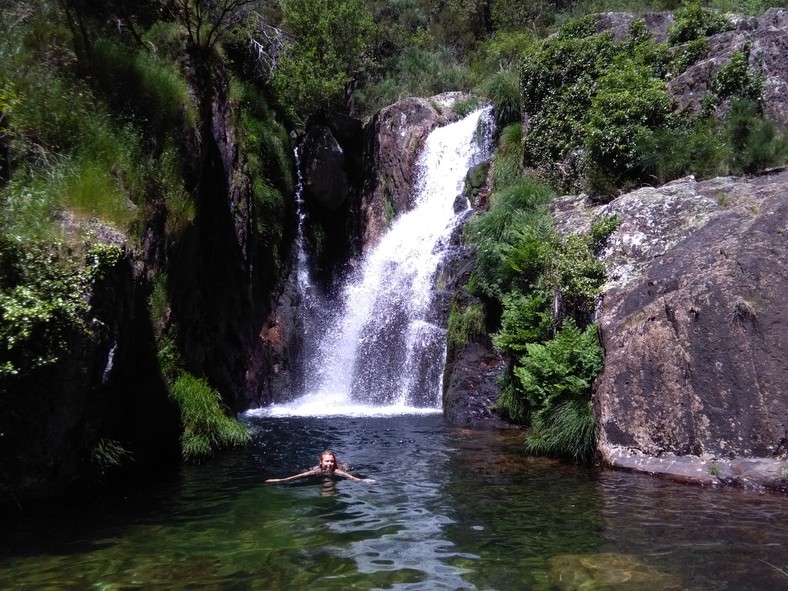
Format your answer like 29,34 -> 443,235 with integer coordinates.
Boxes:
586,60 -> 672,192
513,320 -> 602,460
169,372 -> 251,462
272,0 -> 376,117
638,99 -> 788,182
637,117 -> 729,183
669,37 -> 709,75
667,1 -> 732,45
0,239 -> 121,378
493,290 -> 553,355
724,99 -> 788,174
447,301 -> 486,349
520,29 -> 618,188
704,46 -> 763,113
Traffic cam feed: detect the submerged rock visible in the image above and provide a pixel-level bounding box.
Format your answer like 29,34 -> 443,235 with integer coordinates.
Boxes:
548,553 -> 685,590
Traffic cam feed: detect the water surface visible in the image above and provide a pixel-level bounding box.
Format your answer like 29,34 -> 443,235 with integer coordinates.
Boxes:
2,414 -> 787,590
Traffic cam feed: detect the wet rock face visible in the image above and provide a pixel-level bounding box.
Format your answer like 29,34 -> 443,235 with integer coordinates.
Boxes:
300,124 -> 350,211
553,169 -> 788,488
443,342 -> 510,428
361,97 -> 441,249
360,92 -> 471,250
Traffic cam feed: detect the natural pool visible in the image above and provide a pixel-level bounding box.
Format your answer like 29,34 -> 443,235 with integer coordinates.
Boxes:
2,413 -> 787,590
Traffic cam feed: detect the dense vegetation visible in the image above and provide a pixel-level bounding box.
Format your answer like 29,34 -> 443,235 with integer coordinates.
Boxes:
2,0 -> 788,486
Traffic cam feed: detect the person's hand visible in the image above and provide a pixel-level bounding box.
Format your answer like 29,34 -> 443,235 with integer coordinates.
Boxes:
361,478 -> 376,483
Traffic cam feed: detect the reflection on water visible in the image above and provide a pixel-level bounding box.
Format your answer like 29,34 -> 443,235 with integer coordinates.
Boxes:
1,414 -> 787,590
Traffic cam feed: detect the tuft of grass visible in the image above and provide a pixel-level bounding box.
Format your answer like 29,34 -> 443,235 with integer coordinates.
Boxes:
478,69 -> 520,128
168,372 -> 251,462
447,301 -> 486,349
730,296 -> 757,326
59,159 -> 135,227
489,122 -> 523,190
91,438 -> 132,477
525,397 -> 596,463
453,95 -> 482,118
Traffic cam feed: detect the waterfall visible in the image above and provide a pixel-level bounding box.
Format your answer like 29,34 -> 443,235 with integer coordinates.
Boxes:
263,107 -> 492,417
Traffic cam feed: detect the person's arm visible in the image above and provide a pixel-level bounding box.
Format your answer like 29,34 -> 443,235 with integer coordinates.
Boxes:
334,469 -> 376,483
265,467 -> 319,483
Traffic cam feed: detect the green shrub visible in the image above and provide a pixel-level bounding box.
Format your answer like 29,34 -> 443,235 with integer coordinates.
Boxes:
447,301 -> 486,349
668,1 -> 732,45
586,61 -> 672,192
556,14 -> 598,39
705,47 -> 763,113
169,372 -> 251,462
669,37 -> 709,75
637,116 -> 729,182
724,99 -> 788,174
0,239 -> 121,378
493,291 -> 553,355
520,30 -> 618,188
638,100 -> 788,182
471,30 -> 539,75
512,320 -> 602,456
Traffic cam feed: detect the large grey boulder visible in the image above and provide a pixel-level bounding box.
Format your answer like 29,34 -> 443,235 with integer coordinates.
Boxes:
551,169 -> 788,489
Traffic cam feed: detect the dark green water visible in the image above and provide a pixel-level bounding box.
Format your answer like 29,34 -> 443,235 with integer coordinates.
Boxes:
1,414 -> 787,590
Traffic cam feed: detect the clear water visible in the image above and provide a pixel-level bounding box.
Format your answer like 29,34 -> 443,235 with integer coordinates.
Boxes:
2,413 -> 787,590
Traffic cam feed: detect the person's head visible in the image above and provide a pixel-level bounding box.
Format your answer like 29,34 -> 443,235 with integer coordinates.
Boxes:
318,450 -> 338,473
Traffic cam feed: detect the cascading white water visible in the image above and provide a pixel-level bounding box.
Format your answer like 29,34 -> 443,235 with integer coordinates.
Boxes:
260,107 -> 492,417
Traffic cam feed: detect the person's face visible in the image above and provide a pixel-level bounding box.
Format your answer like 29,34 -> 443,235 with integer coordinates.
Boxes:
319,454 -> 336,472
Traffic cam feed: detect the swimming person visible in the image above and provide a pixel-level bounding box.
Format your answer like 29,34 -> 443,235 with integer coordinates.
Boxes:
265,450 -> 376,483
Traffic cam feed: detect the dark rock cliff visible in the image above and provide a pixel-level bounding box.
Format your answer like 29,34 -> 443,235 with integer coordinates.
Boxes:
170,57 -> 294,412
0,228 -> 180,505
361,92 -> 470,250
